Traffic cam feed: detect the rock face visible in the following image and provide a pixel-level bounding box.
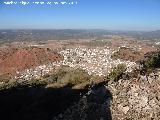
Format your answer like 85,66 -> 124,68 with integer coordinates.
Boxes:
52,76 -> 160,120
53,83 -> 113,120
0,47 -> 63,76
108,78 -> 160,120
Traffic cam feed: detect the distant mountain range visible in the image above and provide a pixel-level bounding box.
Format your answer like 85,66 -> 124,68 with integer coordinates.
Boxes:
0,29 -> 160,43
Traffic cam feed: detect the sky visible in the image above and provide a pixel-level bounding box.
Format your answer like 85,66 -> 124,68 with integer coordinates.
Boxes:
0,0 -> 160,31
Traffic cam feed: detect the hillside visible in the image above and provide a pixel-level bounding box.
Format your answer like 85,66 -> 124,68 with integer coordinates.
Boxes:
0,57 -> 160,120
0,47 -> 63,76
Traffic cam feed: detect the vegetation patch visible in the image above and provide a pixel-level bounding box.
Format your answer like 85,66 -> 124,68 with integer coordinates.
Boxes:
111,47 -> 142,61
107,64 -> 126,82
86,40 -> 112,47
139,50 -> 160,74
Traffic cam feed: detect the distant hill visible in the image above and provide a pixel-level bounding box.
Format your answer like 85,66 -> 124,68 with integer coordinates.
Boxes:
0,47 -> 63,76
118,30 -> 160,40
0,29 -> 160,43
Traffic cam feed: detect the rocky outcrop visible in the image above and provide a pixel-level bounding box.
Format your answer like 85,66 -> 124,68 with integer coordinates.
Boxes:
53,73 -> 160,120
108,78 -> 160,120
53,83 -> 113,120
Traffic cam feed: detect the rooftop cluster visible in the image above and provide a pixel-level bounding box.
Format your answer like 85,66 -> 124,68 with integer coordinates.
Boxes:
15,47 -> 137,80
59,47 -> 137,75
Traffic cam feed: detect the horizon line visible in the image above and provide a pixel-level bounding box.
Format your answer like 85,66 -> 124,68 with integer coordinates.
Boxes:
0,28 -> 159,32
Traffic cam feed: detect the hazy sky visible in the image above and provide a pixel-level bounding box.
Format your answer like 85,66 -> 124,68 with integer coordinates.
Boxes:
0,0 -> 160,31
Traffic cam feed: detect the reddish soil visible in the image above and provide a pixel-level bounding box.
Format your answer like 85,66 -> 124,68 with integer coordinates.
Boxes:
0,47 -> 63,76
111,47 -> 144,62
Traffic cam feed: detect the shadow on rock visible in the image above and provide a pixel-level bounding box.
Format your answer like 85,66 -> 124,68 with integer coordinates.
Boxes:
53,81 -> 113,120
0,81 -> 112,120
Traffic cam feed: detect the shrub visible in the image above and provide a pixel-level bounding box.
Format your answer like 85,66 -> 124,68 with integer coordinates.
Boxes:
68,68 -> 91,85
0,79 -> 47,91
107,64 -> 126,81
42,74 -> 58,84
144,52 -> 160,69
0,66 -> 91,91
139,50 -> 160,74
56,68 -> 91,86
0,75 -> 10,83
